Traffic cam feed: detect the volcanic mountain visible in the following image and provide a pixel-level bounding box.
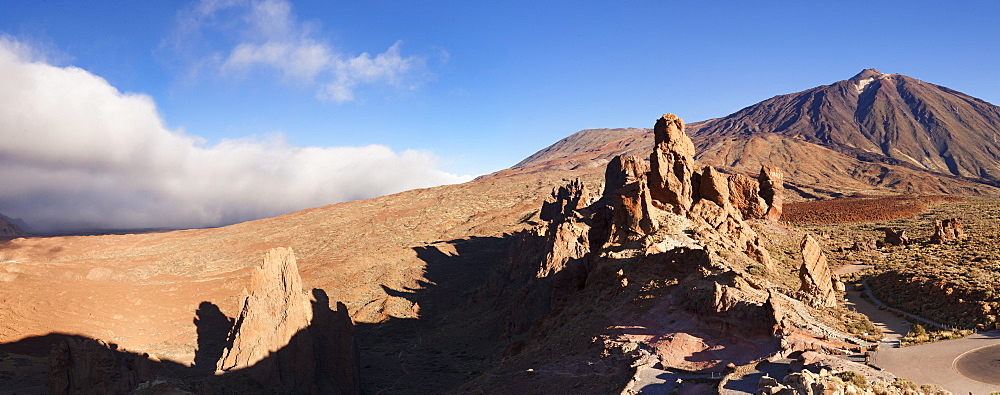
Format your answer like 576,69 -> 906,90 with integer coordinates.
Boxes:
509,69 -> 1000,198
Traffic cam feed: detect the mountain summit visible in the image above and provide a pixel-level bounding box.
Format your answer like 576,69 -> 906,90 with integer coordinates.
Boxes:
691,69 -> 1000,183
849,68 -> 884,81
511,69 -> 1000,198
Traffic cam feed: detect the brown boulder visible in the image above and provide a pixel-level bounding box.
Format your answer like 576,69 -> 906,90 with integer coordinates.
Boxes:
883,228 -> 909,246
698,166 -> 730,209
929,218 -> 964,244
798,234 -> 840,308
851,239 -> 877,252
649,114 -> 697,213
727,173 -> 767,220
758,166 -> 784,222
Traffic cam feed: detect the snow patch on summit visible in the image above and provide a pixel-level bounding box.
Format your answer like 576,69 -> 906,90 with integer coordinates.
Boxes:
855,77 -> 875,93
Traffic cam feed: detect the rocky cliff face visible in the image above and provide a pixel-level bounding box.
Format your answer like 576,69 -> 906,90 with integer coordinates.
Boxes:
649,114 -> 698,212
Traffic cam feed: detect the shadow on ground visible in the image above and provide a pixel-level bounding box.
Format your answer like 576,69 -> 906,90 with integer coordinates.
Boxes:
355,235 -> 515,393
0,291 -> 357,394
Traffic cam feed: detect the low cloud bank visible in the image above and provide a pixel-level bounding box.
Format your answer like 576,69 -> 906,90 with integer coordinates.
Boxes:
0,39 -> 470,233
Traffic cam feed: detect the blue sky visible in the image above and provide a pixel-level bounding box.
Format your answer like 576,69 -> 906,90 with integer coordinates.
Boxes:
1,0 -> 999,231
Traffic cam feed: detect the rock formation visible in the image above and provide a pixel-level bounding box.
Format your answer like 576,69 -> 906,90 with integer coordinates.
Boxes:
758,166 -> 783,222
48,338 -> 153,394
851,239 -> 877,252
603,155 -> 657,239
929,218 -> 964,244
310,291 -> 361,394
883,228 -> 909,246
218,247 -> 314,377
798,234 -> 842,308
489,113 -> 793,381
218,247 -> 360,393
728,173 -> 768,220
648,114 -> 697,212
698,166 -> 730,208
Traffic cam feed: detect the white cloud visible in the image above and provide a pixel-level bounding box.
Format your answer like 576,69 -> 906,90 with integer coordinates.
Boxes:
172,0 -> 426,102
0,38 -> 469,232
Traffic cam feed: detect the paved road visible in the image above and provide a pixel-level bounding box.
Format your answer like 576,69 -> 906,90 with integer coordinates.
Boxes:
954,344 -> 1000,385
844,287 -> 1000,394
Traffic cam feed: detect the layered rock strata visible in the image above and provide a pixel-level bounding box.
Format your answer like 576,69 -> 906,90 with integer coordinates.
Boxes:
798,234 -> 843,308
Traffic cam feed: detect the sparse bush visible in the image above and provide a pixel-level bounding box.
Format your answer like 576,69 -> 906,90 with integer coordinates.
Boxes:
894,378 -> 918,390
835,370 -> 869,388
747,263 -> 767,277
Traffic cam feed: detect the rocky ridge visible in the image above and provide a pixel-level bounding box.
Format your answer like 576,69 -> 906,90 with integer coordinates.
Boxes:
464,114 -> 876,392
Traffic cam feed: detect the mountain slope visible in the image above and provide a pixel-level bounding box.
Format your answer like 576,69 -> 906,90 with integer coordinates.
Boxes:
508,69 -> 1000,198
691,68 -> 1000,182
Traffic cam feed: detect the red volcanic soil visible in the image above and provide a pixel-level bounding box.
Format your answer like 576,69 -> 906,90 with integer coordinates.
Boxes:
783,195 -> 962,224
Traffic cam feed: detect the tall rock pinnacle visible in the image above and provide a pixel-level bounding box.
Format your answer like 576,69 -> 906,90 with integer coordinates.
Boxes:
649,114 -> 697,213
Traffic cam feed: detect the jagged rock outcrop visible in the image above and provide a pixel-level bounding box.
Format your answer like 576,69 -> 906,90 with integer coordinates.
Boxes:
540,179 -> 593,221
883,228 -> 909,246
757,369 -> 860,395
758,166 -> 783,222
929,218 -> 964,244
491,113 -> 791,379
218,248 -> 314,377
698,166 -> 731,208
799,234 -> 842,308
537,180 -> 593,278
649,114 -> 697,212
48,338 -> 153,394
728,173 -> 768,219
757,367 -> 951,395
603,155 -> 657,240
218,247 -> 360,394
